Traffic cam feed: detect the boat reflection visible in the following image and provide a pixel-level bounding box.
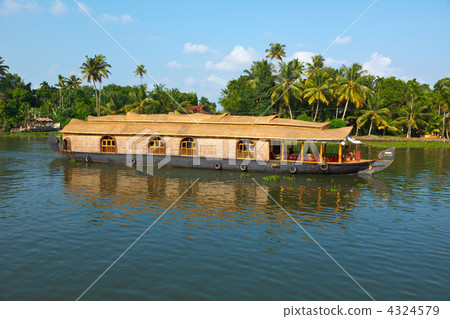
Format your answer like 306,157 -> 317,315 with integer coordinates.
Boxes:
53,160 -> 392,238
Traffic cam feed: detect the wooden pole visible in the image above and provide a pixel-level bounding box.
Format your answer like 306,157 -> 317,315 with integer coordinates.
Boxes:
338,143 -> 343,164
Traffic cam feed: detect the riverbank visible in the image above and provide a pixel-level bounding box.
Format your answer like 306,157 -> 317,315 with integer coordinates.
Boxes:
0,131 -> 62,139
358,135 -> 449,148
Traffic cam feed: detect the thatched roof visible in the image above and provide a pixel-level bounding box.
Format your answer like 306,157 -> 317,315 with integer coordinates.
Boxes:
61,112 -> 353,141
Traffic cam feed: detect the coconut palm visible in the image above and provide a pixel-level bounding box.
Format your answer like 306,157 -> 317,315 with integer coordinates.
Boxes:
134,64 -> 147,85
270,61 -> 304,119
303,70 -> 333,121
80,56 -> 100,115
66,75 -> 81,107
0,57 -> 9,76
356,95 -> 390,135
336,63 -> 369,120
377,120 -> 400,136
55,75 -> 67,108
306,54 -> 325,79
95,54 -> 111,115
265,43 -> 286,79
122,84 -> 151,113
433,77 -> 450,137
80,54 -> 111,116
243,59 -> 274,89
397,99 -> 428,138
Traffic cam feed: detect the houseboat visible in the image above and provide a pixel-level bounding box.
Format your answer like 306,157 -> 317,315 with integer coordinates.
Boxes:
48,112 -> 394,174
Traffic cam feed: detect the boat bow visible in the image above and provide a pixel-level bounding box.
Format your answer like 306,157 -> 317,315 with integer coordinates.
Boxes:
358,147 -> 395,174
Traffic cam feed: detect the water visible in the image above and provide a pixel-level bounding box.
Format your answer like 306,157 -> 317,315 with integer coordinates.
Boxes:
0,136 -> 449,301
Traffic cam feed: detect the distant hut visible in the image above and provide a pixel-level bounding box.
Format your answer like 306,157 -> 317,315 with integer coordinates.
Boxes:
26,117 -> 59,132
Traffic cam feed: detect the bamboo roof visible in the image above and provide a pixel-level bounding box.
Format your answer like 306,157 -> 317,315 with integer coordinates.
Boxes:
61,112 -> 353,141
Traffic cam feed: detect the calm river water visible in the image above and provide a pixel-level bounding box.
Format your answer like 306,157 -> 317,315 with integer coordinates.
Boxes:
0,136 -> 449,300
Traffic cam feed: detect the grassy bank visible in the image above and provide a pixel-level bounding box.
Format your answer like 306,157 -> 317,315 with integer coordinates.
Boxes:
363,141 -> 450,148
0,131 -> 62,139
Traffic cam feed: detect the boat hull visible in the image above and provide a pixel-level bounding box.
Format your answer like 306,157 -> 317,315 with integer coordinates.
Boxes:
48,134 -> 393,175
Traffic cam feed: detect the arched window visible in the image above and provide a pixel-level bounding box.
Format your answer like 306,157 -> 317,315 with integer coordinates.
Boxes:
63,138 -> 71,151
237,139 -> 255,159
148,137 -> 165,155
180,137 -> 196,156
101,136 -> 116,153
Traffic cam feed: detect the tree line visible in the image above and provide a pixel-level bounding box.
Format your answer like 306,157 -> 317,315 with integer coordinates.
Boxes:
1,47 -> 449,138
220,43 -> 450,138
0,55 -> 216,130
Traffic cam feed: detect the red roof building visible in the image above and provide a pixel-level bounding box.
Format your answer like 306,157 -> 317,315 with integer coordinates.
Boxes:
184,105 -> 210,114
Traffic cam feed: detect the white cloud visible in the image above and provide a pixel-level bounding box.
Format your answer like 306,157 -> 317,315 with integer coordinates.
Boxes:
325,57 -> 346,67
101,13 -> 133,23
207,75 -> 226,87
334,35 -> 352,45
205,45 -> 258,71
184,42 -> 211,54
167,61 -> 183,69
290,51 -> 315,64
49,0 -> 66,16
362,52 -> 399,77
0,0 -> 42,15
290,51 -> 345,67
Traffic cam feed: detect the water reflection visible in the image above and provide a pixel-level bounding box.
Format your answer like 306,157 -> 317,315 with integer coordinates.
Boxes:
53,159 -> 393,239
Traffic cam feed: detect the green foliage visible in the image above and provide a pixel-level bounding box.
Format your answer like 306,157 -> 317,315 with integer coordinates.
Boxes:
329,118 -> 347,128
262,175 -> 281,182
296,113 -> 313,121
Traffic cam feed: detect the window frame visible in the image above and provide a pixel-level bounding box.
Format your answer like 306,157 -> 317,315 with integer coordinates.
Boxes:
180,137 -> 197,156
100,135 -> 117,153
236,139 -> 255,159
148,136 -> 165,155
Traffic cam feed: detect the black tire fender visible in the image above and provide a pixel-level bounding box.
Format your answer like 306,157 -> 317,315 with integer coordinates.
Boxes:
320,163 -> 328,171
240,163 -> 247,172
215,162 -> 222,170
290,165 -> 297,174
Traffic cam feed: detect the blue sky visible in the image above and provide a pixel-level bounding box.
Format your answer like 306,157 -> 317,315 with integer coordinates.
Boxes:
1,0 -> 450,105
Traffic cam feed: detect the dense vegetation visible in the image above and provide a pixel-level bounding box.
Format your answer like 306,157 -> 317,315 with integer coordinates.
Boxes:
0,55 -> 216,131
1,46 -> 449,138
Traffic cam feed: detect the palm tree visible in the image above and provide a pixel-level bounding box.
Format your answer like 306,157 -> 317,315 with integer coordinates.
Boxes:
121,84 -> 151,113
404,79 -> 423,138
66,75 -> 82,107
80,56 -> 100,115
356,95 -> 390,135
80,54 -> 111,116
305,54 -> 325,83
433,77 -> 450,138
336,63 -> 369,120
265,43 -> 286,79
134,64 -> 147,85
303,70 -> 333,121
95,54 -> 111,115
377,120 -> 400,136
270,61 -> 304,119
0,57 -> 9,76
397,100 -> 428,138
243,59 -> 274,89
55,75 -> 67,108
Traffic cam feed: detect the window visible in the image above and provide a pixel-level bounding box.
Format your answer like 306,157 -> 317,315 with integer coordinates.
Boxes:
101,136 -> 116,153
149,137 -> 165,155
237,139 -> 255,159
180,137 -> 196,156
63,138 -> 71,151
